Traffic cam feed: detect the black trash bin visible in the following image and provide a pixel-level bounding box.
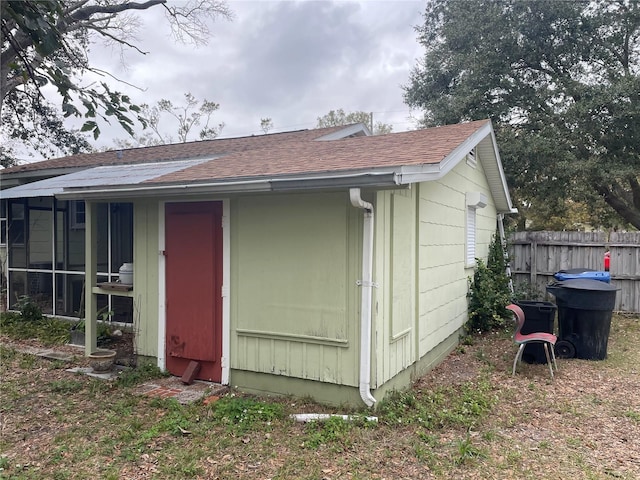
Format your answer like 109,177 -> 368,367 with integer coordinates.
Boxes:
516,301 -> 557,364
546,278 -> 619,360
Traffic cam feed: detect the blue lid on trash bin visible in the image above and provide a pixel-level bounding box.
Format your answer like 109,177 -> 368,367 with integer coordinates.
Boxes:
554,270 -> 610,283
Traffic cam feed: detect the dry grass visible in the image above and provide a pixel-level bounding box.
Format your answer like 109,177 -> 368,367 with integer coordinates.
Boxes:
1,313 -> 639,479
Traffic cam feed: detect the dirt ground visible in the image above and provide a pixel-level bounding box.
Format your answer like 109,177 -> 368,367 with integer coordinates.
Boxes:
418,314 -> 640,478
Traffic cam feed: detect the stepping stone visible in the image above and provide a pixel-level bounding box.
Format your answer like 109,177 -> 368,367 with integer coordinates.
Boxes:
37,350 -> 74,362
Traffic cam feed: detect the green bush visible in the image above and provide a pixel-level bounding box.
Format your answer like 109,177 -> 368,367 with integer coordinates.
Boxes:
466,235 -> 512,333
512,281 -> 544,302
487,232 -> 511,294
0,311 -> 71,345
16,295 -> 43,322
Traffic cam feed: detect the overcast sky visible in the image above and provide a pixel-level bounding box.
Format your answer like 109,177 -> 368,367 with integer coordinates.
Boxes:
82,0 -> 426,146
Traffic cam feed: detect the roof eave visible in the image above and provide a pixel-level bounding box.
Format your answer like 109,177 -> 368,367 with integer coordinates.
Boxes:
57,170 -> 402,200
395,121 -> 516,214
0,167 -> 82,189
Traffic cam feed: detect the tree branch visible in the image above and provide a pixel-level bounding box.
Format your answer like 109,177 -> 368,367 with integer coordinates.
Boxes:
596,181 -> 640,229
67,0 -> 166,22
84,25 -> 149,55
630,174 -> 640,211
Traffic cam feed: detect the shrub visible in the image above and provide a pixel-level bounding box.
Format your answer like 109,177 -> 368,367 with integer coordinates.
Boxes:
16,295 -> 43,322
512,281 -> 544,302
0,311 -> 70,345
466,235 -> 512,333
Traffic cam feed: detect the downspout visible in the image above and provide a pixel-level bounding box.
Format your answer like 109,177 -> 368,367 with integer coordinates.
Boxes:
349,188 -> 377,407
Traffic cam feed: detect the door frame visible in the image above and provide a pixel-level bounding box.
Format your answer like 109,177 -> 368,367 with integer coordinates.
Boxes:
157,198 -> 230,384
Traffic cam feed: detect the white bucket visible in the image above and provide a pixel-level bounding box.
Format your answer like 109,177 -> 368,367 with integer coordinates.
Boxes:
119,263 -> 133,285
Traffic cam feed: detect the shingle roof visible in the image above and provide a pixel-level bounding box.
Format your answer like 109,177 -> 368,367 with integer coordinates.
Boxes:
0,119 -> 514,212
0,125 -> 351,175
147,120 -> 490,184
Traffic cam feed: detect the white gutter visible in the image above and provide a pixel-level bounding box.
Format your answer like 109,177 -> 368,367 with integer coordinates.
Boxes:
349,188 -> 377,407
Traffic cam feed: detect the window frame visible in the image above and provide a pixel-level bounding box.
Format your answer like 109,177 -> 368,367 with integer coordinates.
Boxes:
70,200 -> 86,230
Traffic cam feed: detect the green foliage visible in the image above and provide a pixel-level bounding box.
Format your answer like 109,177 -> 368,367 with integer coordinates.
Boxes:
454,434 -> 487,465
466,236 -> 512,333
0,311 -> 71,345
405,0 -> 640,230
115,363 -> 168,388
49,379 -> 84,394
16,295 -> 43,322
467,259 -> 511,333
303,416 -> 368,450
260,117 -> 274,134
1,0 -> 231,163
209,395 -> 285,434
0,344 -> 17,362
624,410 -> 640,423
512,281 -> 544,302
19,354 -> 36,369
378,378 -> 495,431
118,399 -> 197,457
487,235 -> 510,291
0,312 -> 69,345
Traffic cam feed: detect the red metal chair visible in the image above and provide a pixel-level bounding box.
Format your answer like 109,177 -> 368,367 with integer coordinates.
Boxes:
506,304 -> 558,378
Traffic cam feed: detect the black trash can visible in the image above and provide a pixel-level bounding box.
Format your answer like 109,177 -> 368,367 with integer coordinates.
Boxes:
546,279 -> 619,360
516,301 -> 557,364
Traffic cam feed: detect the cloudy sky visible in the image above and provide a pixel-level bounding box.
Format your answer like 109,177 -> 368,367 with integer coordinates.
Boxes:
77,0 -> 426,148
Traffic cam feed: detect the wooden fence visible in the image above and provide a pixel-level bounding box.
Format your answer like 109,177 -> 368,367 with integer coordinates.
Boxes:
507,231 -> 640,313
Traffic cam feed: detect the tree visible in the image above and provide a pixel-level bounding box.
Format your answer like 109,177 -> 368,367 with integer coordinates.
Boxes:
316,109 -> 393,135
1,0 -> 231,164
405,0 -> 640,230
114,93 -> 224,148
260,117 -> 274,134
1,101 -> 92,167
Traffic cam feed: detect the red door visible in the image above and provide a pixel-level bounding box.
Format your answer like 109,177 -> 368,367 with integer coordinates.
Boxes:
165,202 -> 223,382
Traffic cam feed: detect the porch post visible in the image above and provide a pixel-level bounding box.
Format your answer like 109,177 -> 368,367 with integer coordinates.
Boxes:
84,201 -> 98,355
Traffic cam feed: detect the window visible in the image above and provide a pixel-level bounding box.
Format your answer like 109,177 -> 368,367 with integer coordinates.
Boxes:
9,201 -> 25,245
466,206 -> 477,266
465,192 -> 488,267
0,200 -> 6,245
6,199 -> 133,321
70,201 -> 85,229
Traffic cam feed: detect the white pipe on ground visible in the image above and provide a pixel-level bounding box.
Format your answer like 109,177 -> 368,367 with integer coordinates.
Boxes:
349,188 -> 377,407
290,413 -> 378,423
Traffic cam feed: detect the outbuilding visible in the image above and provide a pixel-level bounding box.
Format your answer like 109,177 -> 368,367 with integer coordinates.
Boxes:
0,120 -> 515,406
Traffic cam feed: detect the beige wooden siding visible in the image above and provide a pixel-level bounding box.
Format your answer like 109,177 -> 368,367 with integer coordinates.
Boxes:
373,188 -> 416,387
230,192 -> 361,386
417,157 -> 497,357
132,200 -> 159,357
